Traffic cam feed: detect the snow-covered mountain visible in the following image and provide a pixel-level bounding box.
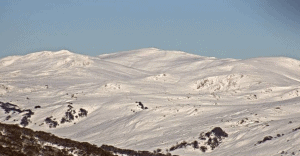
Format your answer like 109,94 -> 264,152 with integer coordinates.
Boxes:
1,48 -> 300,156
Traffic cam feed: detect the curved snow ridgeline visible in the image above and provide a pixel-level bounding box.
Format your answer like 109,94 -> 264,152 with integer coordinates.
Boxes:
1,48 -> 300,156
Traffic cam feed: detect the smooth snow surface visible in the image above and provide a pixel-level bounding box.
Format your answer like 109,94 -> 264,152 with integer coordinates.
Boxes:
1,48 -> 300,155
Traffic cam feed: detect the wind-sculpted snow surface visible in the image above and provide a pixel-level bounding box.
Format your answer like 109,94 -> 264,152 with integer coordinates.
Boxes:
1,48 -> 300,155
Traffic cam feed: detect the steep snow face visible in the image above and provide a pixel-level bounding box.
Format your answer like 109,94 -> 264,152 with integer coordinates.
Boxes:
1,49 -> 300,156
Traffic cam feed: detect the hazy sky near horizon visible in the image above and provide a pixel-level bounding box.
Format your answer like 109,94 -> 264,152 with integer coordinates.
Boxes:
1,0 -> 300,59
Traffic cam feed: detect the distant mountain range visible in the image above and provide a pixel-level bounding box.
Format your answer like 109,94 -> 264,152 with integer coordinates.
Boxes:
1,48 -> 300,156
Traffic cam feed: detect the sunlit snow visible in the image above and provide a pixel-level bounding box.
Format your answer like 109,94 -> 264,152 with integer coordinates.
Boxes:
1,48 -> 300,155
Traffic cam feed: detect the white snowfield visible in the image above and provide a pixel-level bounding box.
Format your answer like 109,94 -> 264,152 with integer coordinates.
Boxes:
1,48 -> 300,156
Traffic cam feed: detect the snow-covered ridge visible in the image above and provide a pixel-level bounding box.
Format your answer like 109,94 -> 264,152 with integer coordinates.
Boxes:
0,50 -> 94,68
98,48 -> 216,72
1,48 -> 300,156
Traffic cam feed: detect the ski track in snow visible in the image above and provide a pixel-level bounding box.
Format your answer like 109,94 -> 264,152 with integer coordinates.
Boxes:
1,48 -> 300,155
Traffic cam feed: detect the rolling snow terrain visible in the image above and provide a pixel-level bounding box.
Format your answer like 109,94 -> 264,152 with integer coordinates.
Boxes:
1,48 -> 300,155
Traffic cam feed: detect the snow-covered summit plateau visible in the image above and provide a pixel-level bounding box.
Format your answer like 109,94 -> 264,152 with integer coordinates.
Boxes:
1,48 -> 300,155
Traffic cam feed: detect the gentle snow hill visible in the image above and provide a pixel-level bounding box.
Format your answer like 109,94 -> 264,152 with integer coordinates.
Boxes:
1,48 -> 300,156
0,50 -> 151,80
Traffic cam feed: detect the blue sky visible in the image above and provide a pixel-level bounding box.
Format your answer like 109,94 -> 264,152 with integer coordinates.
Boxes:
1,0 -> 300,59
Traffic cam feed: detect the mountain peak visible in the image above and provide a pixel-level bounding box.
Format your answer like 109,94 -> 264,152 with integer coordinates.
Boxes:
0,50 -> 93,68
99,48 -> 205,61
53,50 -> 74,55
24,50 -> 74,58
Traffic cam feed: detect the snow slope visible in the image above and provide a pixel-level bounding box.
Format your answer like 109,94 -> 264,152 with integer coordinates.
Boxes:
1,48 -> 300,156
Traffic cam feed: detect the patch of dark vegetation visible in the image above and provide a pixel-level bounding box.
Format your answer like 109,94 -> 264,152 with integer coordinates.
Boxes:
20,116 -> 30,127
169,141 -> 188,151
0,101 -> 34,127
136,101 -> 148,110
207,137 -> 220,150
101,144 -> 172,156
199,132 -> 206,140
78,108 -> 88,117
67,104 -> 73,110
5,115 -> 11,121
0,102 -> 22,114
238,118 -> 249,124
209,127 -> 228,138
292,126 -> 300,132
60,106 -> 87,124
257,136 -> 273,144
20,109 -> 34,127
277,134 -> 281,137
169,127 -> 228,153
0,122 -> 115,156
192,140 -> 199,149
61,111 -> 74,123
61,113 -> 73,124
200,146 -> 207,152
0,145 -> 27,156
153,148 -> 162,153
255,132 -> 286,146
254,124 -> 300,146
0,101 -> 88,129
44,116 -> 59,128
